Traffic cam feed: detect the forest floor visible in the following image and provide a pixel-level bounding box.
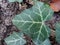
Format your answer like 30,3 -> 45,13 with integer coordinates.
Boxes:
0,0 -> 60,45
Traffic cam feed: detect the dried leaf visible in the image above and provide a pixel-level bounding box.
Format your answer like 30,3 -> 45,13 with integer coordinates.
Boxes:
50,0 -> 60,12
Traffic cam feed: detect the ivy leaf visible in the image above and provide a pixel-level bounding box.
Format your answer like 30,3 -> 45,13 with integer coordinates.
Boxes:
8,0 -> 23,2
55,22 -> 60,44
5,32 -> 26,45
41,39 -> 51,45
32,0 -> 38,2
36,39 -> 51,45
32,0 -> 38,4
12,2 -> 53,45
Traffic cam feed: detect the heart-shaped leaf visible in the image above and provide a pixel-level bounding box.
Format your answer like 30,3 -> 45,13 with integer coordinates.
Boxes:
8,0 -> 23,2
5,32 -> 26,45
55,22 -> 60,44
12,2 -> 53,45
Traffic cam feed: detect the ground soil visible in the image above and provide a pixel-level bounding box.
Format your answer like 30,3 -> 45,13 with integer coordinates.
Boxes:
0,0 -> 60,45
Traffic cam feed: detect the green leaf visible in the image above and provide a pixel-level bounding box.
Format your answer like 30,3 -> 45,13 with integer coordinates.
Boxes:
41,39 -> 51,45
55,22 -> 60,44
5,32 -> 26,45
36,38 -> 51,45
35,38 -> 51,45
32,0 -> 38,2
8,0 -> 23,2
12,2 -> 53,45
32,0 -> 38,4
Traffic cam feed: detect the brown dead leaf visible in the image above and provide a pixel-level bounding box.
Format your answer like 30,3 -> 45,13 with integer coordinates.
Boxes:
50,0 -> 60,12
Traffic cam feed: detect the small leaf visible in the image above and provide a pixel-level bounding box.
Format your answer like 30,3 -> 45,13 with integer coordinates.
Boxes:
12,2 -> 53,45
35,38 -> 51,45
8,0 -> 23,2
32,0 -> 38,1
41,39 -> 51,45
32,0 -> 38,3
5,32 -> 26,45
55,22 -> 60,44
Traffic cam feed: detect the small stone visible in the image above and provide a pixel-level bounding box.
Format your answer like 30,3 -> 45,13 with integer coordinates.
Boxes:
0,24 -> 7,40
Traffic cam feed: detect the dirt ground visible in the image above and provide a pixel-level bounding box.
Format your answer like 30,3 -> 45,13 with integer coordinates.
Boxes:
0,0 -> 60,45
